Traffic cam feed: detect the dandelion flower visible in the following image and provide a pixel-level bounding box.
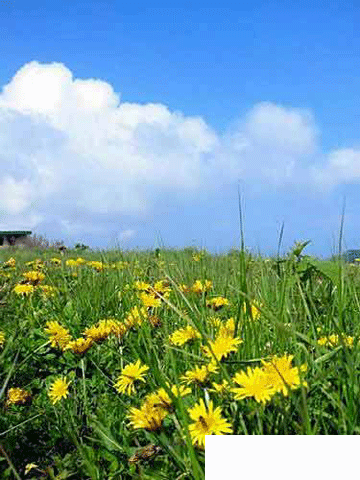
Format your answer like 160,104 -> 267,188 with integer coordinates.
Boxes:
231,367 -> 276,404
181,363 -> 218,386
206,297 -> 230,311
134,281 -> 151,291
13,284 -> 35,296
188,399 -> 232,448
83,320 -> 112,342
125,306 -> 147,329
169,326 -> 202,346
64,337 -> 94,355
128,401 -> 168,431
317,334 -> 353,348
44,321 -> 72,350
191,280 -> 212,294
260,355 -> 307,396
139,292 -> 161,308
36,284 -> 57,297
209,380 -> 231,395
114,360 -> 149,395
22,270 -> 45,284
50,257 -> 62,266
66,259 -> 79,267
218,318 -> 236,337
179,284 -> 191,293
75,257 -> 86,265
48,377 -> 70,404
202,335 -> 242,361
6,387 -> 31,406
145,384 -> 191,413
87,260 -> 104,271
243,301 -> 262,320
0,330 -> 5,347
108,319 -> 128,338
4,257 -> 16,268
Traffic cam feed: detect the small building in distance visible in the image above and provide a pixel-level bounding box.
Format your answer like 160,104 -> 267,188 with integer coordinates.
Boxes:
0,231 -> 32,247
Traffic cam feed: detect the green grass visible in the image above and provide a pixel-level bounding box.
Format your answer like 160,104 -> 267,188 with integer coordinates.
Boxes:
1,242 -> 360,479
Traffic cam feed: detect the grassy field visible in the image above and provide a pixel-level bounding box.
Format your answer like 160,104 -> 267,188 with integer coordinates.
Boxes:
1,241 -> 360,479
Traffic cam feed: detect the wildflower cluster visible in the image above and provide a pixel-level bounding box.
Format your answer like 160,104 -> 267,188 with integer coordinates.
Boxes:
231,354 -> 307,404
317,334 -> 354,348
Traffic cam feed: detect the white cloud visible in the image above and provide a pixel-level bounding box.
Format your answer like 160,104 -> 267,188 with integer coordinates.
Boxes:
310,148 -> 360,190
243,102 -> 317,155
118,229 -> 136,242
0,61 -> 219,229
0,176 -> 34,214
0,61 -> 358,242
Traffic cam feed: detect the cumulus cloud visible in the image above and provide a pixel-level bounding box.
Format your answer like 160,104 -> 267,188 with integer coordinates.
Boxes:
118,229 -> 136,242
310,148 -> 360,190
0,60 -> 357,242
214,102 -> 320,188
0,61 -> 219,235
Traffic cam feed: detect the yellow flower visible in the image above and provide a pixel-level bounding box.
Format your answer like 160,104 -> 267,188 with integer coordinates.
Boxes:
22,270 -> 45,284
202,335 -> 242,361
169,325 -> 202,346
0,330 -> 5,347
44,321 -> 72,350
125,306 -> 148,329
4,257 -> 16,268
25,259 -> 44,269
209,380 -> 231,395
139,292 -> 161,308
114,360 -> 149,395
87,260 -> 104,271
75,257 -> 86,265
13,284 -> 35,296
206,297 -> 230,311
243,301 -> 262,320
65,259 -> 78,267
218,318 -> 236,337
83,320 -> 112,342
188,399 -> 232,448
128,401 -> 168,431
260,355 -> 308,396
6,387 -> 31,406
231,367 -> 276,404
317,334 -> 354,348
64,337 -> 94,354
134,281 -> 151,291
145,384 -> 191,413
108,319 -> 128,338
24,464 -> 39,475
179,284 -> 191,293
191,280 -> 212,294
50,257 -> 62,266
36,284 -> 57,297
48,377 -> 70,404
152,280 -> 171,298
181,363 -> 218,386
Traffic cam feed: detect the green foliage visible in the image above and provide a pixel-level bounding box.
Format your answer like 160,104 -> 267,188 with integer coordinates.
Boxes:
1,244 -> 360,478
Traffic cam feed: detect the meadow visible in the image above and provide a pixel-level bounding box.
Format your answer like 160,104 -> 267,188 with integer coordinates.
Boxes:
1,239 -> 360,479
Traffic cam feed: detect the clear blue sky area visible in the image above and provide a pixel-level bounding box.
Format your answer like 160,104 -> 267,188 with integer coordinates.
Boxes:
0,1 -> 359,257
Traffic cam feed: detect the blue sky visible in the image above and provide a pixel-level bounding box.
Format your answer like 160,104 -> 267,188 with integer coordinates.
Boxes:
0,0 -> 359,257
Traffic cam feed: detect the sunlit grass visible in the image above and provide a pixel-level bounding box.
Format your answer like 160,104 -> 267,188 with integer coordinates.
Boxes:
1,241 -> 360,478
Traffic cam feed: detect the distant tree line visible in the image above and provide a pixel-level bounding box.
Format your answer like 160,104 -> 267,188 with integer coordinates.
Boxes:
330,249 -> 360,263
